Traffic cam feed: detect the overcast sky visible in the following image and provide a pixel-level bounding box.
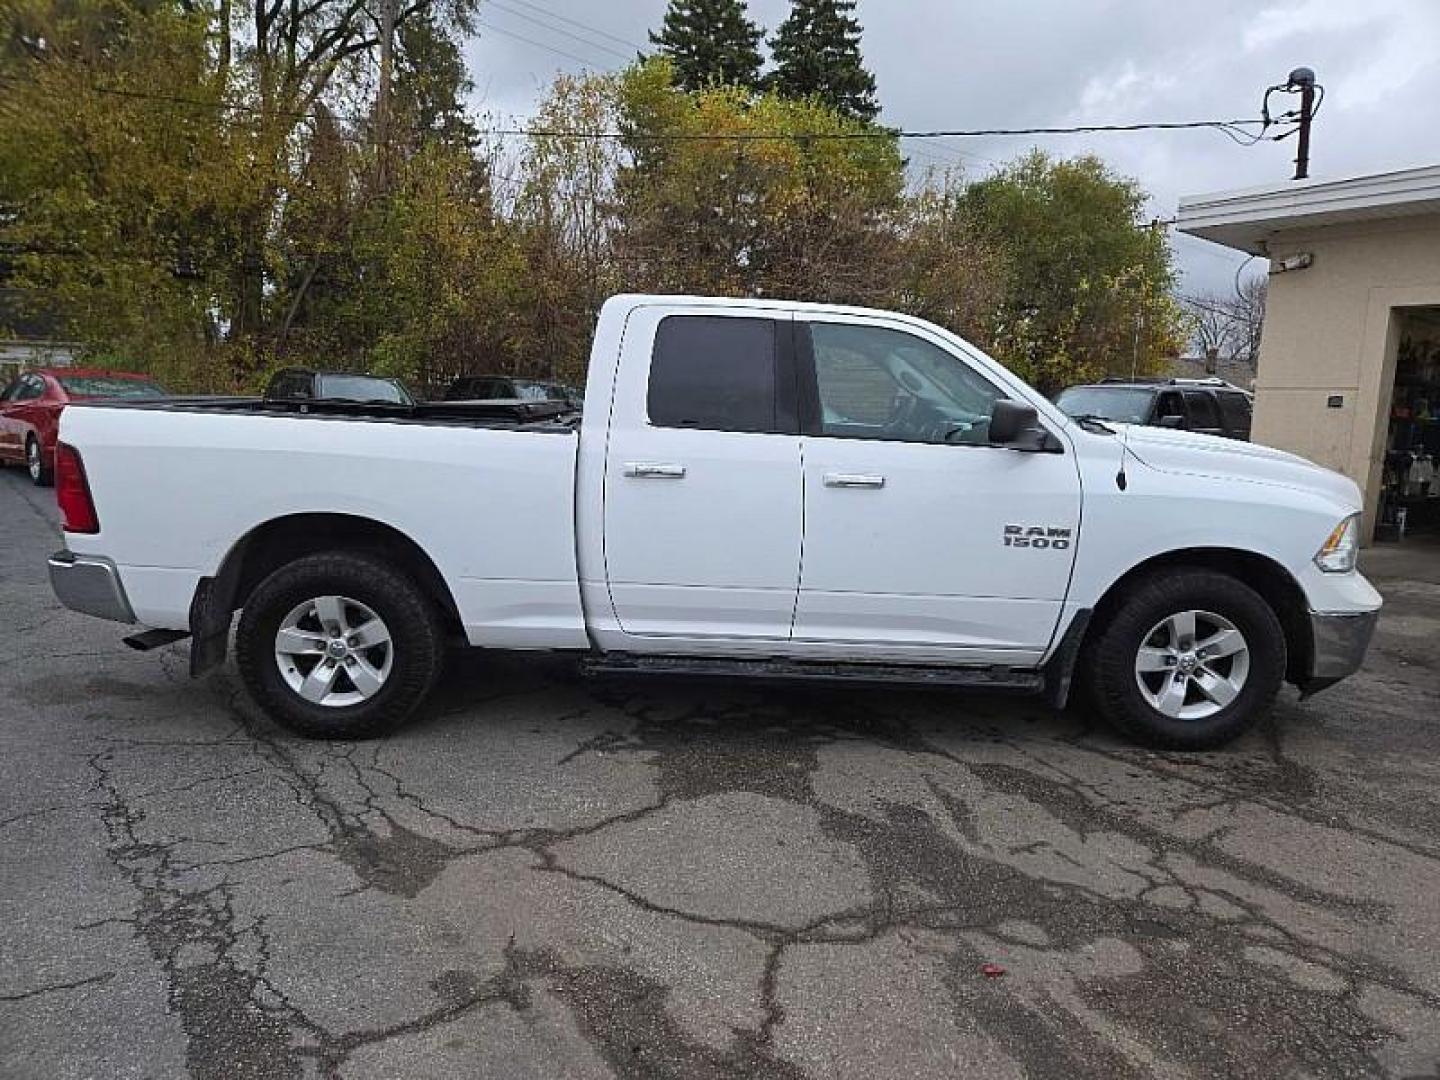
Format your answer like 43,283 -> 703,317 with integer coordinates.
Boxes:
463,0 -> 1440,298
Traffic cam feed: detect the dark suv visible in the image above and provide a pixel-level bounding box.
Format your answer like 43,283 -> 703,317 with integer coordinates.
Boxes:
1054,377 -> 1253,440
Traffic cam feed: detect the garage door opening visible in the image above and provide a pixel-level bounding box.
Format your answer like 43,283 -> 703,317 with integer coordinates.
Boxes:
1377,306 -> 1440,545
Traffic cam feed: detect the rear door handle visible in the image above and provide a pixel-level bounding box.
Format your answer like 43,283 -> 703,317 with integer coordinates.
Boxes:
624,462 -> 687,479
823,473 -> 885,489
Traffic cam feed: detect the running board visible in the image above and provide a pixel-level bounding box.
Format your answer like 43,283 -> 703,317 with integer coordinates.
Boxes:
581,654 -> 1044,693
123,628 -> 191,652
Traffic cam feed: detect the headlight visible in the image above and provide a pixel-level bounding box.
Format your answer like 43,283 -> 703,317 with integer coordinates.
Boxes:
1314,513 -> 1361,573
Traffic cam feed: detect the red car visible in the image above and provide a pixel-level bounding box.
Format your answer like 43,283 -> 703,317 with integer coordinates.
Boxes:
0,368 -> 167,486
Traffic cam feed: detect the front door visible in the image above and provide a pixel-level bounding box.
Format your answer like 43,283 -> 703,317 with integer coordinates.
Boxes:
602,307 -> 803,641
792,316 -> 1082,663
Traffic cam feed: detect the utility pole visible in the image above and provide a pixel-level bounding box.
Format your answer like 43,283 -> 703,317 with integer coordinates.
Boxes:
1288,66 -> 1316,180
374,0 -> 398,191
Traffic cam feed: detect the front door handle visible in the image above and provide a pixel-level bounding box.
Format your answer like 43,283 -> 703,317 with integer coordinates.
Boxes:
823,473 -> 885,489
624,462 -> 687,479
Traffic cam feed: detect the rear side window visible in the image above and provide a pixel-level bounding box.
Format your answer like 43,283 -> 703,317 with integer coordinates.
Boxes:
1182,390 -> 1221,429
1216,391 -> 1251,431
648,316 -> 778,433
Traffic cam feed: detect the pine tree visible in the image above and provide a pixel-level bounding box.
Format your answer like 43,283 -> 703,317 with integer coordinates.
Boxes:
768,0 -> 878,121
648,0 -> 764,92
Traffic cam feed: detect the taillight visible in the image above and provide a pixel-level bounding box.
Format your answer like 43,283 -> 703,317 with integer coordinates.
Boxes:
55,442 -> 99,534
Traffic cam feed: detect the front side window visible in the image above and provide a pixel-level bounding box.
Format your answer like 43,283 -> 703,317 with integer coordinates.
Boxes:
648,315 -> 778,433
1155,391 -> 1185,421
809,322 -> 1005,445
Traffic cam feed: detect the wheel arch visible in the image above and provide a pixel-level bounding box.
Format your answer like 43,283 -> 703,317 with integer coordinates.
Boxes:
1083,547 -> 1312,686
189,512 -> 462,676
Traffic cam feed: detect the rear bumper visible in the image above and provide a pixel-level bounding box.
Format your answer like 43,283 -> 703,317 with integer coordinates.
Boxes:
48,551 -> 136,624
1299,607 -> 1379,696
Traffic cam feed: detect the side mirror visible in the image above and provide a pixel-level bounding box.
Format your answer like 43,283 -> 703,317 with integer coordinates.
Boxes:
989,399 -> 1059,452
1157,414 -> 1186,429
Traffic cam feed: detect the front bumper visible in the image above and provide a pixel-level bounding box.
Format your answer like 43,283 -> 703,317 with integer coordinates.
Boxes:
48,551 -> 136,625
1299,607 -> 1379,696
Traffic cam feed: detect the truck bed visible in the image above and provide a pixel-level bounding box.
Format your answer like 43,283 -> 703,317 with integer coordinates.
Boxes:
76,395 -> 581,430
58,397 -> 589,649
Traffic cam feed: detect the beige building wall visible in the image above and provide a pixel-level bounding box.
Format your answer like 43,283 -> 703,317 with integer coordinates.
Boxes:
1251,215 -> 1440,535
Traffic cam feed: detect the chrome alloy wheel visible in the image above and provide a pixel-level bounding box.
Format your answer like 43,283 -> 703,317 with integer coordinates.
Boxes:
1134,609 -> 1250,721
274,595 -> 393,707
27,439 -> 41,482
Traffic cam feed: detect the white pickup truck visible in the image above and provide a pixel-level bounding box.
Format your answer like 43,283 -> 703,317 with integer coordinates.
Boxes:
48,294 -> 1381,749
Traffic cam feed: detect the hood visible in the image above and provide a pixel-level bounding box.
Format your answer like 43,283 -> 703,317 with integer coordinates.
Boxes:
1113,424 -> 1362,511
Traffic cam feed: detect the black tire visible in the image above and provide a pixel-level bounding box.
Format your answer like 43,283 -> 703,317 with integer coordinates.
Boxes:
26,436 -> 52,487
235,551 -> 444,739
1087,569 -> 1285,750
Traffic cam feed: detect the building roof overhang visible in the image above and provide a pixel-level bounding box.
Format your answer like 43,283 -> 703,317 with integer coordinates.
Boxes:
1176,163 -> 1440,255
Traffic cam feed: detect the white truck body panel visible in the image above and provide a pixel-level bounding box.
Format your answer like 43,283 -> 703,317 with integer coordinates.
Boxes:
61,407 -> 589,648
59,293 -> 1381,681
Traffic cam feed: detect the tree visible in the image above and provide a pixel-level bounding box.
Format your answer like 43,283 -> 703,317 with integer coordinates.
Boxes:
648,0 -> 763,92
1226,275 -> 1266,365
1183,292 -> 1236,365
614,58 -> 902,303
1181,278 -> 1266,368
958,151 -> 1187,392
767,0 -> 878,122
894,179 -> 1007,351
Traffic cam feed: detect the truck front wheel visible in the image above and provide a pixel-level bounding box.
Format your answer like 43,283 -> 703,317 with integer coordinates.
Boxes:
235,551 -> 444,739
1088,569 -> 1285,750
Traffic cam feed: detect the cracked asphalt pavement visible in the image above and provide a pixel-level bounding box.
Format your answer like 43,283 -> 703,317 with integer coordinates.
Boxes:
4,468 -> 1440,1079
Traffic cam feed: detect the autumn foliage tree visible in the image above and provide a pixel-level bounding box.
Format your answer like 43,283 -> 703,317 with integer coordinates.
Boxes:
1,3 -> 1186,399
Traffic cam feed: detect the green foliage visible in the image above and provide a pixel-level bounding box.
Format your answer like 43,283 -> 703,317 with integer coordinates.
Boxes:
958,151 -> 1186,392
768,0 -> 878,121
614,57 -> 902,303
648,0 -> 764,92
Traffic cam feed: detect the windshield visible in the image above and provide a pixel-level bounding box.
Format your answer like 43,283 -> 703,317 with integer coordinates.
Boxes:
1054,386 -> 1153,424
59,376 -> 167,399
315,375 -> 411,404
512,381 -> 580,402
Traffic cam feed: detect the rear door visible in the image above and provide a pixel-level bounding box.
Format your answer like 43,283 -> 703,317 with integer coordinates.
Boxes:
1181,389 -> 1225,437
602,306 -> 803,640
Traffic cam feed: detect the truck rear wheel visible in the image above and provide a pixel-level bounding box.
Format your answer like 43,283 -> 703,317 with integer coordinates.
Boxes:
1088,569 -> 1285,750
235,551 -> 444,739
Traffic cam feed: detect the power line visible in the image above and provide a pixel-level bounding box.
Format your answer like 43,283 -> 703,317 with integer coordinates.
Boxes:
484,0 -> 636,63
497,0 -> 650,54
0,75 -> 1274,144
475,19 -> 608,69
